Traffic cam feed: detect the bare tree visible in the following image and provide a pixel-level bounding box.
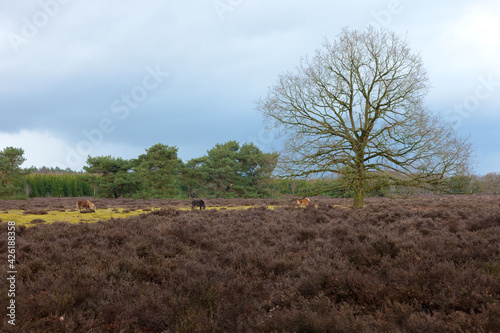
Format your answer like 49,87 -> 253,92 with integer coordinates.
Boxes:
480,173 -> 500,195
257,27 -> 474,207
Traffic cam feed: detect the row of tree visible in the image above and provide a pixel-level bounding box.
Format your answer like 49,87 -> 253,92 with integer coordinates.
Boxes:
448,173 -> 500,195
25,174 -> 94,198
1,144 -> 499,200
0,142 -> 279,199
83,141 -> 279,199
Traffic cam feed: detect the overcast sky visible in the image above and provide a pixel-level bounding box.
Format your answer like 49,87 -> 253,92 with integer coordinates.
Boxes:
1,0 -> 499,174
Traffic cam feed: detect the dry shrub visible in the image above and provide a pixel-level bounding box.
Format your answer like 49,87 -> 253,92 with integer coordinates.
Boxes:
23,209 -> 48,215
0,195 -> 499,332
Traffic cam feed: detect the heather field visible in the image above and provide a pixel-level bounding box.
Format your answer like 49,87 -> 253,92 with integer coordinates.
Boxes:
1,196 -> 499,332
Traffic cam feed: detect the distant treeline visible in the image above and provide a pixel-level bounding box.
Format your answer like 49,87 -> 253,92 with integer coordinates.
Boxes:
13,141 -> 351,199
17,173 -> 493,199
25,174 -> 94,198
1,143 -> 499,200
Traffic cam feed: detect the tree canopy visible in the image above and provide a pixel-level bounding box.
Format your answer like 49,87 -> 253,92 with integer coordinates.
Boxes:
132,143 -> 183,198
196,141 -> 278,198
84,155 -> 138,198
0,146 -> 26,197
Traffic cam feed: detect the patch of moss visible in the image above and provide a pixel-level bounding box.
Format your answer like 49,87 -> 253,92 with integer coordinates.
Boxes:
0,208 -> 160,227
0,206 -> 279,227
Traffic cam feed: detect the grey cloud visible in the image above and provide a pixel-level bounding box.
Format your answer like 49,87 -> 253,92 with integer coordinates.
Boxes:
0,0 -> 499,173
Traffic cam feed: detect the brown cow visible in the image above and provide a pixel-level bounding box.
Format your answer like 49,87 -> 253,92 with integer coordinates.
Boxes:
296,197 -> 311,206
76,200 -> 96,212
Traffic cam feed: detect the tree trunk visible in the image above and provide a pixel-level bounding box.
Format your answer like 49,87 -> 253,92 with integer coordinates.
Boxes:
353,187 -> 365,208
353,149 -> 366,208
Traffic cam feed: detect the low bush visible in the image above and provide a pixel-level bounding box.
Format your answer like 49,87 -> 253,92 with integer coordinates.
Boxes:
22,209 -> 48,215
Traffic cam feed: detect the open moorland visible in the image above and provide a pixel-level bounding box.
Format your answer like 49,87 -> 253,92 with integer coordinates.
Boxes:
1,195 -> 499,332
0,197 -> 293,226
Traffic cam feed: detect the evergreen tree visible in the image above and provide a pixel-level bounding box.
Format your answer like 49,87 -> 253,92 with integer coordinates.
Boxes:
182,156 -> 209,198
84,156 -> 138,198
0,147 -> 26,197
133,144 -> 183,198
195,141 -> 278,198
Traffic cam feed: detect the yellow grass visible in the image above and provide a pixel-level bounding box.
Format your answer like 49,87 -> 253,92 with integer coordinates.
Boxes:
0,204 -> 353,227
0,205 -> 280,227
0,203 -> 353,227
0,208 -> 157,227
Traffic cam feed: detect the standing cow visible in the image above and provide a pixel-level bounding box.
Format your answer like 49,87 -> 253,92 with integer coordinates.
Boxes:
191,199 -> 206,210
76,200 -> 97,212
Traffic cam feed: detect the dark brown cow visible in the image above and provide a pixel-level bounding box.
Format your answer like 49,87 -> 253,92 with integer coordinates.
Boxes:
76,200 -> 96,212
191,199 -> 206,210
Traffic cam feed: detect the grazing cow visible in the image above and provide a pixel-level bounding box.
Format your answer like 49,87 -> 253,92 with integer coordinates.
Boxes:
76,200 -> 97,212
296,197 -> 311,206
191,199 -> 206,210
